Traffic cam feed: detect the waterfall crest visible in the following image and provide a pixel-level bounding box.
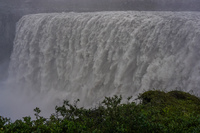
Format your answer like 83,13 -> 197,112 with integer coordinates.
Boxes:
9,11 -> 200,105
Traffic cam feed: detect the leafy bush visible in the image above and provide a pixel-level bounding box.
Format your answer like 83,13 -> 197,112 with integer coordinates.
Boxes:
1,90 -> 200,133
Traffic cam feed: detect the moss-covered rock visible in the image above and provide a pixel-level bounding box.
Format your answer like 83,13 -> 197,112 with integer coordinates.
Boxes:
168,90 -> 200,105
138,90 -> 200,117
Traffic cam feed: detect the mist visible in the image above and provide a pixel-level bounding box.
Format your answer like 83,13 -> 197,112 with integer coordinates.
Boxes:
0,75 -> 69,120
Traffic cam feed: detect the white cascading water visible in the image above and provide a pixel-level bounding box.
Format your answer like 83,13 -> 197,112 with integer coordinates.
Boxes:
8,11 -> 200,108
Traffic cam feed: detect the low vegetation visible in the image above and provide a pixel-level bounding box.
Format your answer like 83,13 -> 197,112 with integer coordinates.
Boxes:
1,90 -> 200,133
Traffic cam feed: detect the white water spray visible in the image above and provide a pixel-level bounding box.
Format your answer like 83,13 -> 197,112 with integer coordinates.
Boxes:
5,11 -> 200,119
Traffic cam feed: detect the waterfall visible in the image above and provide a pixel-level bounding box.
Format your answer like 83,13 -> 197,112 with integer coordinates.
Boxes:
9,11 -> 200,106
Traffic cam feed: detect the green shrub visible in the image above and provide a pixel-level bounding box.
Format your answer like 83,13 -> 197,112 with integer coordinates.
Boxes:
1,90 -> 200,132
